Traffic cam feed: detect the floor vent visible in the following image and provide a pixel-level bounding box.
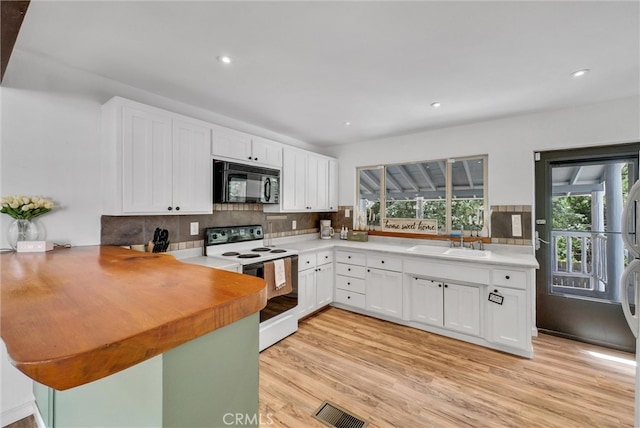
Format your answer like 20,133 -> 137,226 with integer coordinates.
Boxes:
313,401 -> 368,428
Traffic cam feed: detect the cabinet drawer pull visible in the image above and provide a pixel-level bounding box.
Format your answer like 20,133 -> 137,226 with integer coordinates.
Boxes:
348,256 -> 351,259
347,296 -> 351,299
347,268 -> 351,271
367,269 -> 370,272
175,206 -> 180,211
167,206 -> 173,211
494,289 -> 499,293
306,261 -> 310,264
505,275 -> 510,280
347,282 -> 351,285
381,260 -> 385,264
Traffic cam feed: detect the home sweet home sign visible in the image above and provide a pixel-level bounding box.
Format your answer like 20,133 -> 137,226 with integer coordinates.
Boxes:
382,218 -> 438,234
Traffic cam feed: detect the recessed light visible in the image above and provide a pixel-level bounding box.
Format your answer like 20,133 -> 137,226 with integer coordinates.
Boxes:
570,69 -> 590,78
431,102 -> 441,108
217,55 -> 232,64
344,121 -> 351,126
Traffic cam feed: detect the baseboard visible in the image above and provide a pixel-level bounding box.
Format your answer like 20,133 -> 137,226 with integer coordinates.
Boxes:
1,400 -> 39,427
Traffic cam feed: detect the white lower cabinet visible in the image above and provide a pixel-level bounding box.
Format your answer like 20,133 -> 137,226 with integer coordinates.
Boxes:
443,282 -> 480,336
366,267 -> 403,319
486,286 -> 527,349
298,250 -> 334,319
316,262 -> 334,308
298,267 -> 317,318
409,278 -> 444,326
409,278 -> 480,336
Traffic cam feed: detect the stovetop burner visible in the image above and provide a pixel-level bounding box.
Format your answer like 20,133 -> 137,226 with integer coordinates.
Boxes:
270,249 -> 287,253
237,253 -> 261,259
251,247 -> 272,252
222,251 -> 241,257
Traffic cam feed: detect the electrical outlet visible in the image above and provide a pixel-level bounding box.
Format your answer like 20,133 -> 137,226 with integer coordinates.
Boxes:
292,220 -> 297,230
190,222 -> 199,235
345,209 -> 350,218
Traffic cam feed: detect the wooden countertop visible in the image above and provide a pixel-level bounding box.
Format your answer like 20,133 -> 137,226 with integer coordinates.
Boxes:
0,245 -> 267,390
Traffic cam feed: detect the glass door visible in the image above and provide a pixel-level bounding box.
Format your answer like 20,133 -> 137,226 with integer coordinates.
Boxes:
535,143 -> 640,352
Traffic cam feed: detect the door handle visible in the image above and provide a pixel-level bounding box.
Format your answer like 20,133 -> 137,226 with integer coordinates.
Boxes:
535,231 -> 549,250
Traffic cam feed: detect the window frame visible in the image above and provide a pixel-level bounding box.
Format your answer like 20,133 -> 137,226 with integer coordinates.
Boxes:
356,155 -> 488,235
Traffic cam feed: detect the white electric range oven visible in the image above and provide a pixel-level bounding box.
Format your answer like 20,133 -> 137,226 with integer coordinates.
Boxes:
204,225 -> 298,351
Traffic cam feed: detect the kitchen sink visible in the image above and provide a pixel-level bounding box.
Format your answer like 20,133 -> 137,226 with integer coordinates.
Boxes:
406,245 -> 449,255
444,248 -> 491,258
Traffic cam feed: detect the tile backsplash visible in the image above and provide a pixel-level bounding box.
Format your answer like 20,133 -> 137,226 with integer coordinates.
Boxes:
490,205 -> 532,245
101,204 -> 329,250
102,204 -> 534,249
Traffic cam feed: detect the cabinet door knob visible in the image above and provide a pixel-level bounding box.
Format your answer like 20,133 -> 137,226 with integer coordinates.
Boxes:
248,156 -> 252,160
505,275 -> 510,280
348,256 -> 351,259
494,289 -> 499,293
444,284 -> 448,288
439,284 -> 442,288
381,260 -> 385,264
167,206 -> 173,211
254,158 -> 258,161
347,268 -> 351,271
306,261 -> 310,264
175,206 -> 180,211
367,269 -> 370,272
347,282 -> 351,285
347,296 -> 351,299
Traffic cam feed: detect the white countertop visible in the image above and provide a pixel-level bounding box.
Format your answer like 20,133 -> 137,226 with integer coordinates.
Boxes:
273,234 -> 539,269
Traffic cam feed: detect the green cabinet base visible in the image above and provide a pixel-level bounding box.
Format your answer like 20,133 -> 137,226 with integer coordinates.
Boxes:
34,313 -> 259,428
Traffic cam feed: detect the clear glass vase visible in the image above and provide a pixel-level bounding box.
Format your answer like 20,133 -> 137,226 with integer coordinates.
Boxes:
7,219 -> 40,250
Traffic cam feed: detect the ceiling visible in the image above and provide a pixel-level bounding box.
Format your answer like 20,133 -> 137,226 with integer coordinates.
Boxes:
10,1 -> 640,146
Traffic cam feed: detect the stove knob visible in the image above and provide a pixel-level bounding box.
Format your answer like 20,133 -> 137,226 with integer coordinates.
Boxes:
212,234 -> 218,240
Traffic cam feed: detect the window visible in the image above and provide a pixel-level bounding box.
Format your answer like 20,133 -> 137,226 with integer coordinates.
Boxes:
357,156 -> 487,235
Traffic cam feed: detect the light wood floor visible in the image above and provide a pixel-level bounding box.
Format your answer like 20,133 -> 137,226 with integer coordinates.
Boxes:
260,307 -> 635,427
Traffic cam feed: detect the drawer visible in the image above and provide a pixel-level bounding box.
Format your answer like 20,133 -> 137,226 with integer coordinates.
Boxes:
335,251 -> 366,265
492,269 -> 527,290
335,263 -> 367,279
298,252 -> 317,270
317,249 -> 334,265
336,275 -> 366,294
335,289 -> 365,309
367,255 -> 402,271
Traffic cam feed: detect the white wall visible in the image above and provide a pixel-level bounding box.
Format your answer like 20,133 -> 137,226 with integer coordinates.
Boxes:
330,96 -> 640,208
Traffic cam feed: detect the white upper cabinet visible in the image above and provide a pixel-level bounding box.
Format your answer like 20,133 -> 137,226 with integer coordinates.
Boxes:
172,119 -> 213,213
102,97 -> 212,215
266,146 -> 337,213
250,136 -> 283,168
328,159 -> 339,211
211,126 -> 282,168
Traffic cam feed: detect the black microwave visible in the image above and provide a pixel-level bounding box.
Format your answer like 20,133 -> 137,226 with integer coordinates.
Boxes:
213,160 -> 280,204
